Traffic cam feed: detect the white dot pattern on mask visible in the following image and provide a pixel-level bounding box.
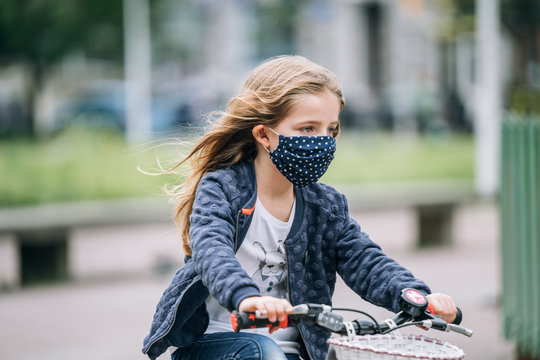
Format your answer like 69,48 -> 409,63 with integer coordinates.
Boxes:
268,134 -> 336,187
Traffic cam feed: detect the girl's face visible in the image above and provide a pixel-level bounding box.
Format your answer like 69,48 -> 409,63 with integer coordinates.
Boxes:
270,90 -> 340,147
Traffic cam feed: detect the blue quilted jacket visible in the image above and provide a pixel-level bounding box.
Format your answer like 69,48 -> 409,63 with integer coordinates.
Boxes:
142,160 -> 431,360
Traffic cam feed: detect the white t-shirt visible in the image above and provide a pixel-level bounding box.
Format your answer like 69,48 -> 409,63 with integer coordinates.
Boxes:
204,197 -> 300,355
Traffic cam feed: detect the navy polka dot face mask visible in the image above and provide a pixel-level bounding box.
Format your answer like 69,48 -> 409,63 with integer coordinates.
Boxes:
265,128 -> 337,187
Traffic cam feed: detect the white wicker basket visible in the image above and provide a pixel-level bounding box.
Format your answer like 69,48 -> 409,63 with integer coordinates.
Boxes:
327,334 -> 465,360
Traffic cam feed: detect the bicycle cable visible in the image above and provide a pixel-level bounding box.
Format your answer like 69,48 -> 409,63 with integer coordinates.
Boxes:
330,307 -> 382,334
381,321 -> 424,334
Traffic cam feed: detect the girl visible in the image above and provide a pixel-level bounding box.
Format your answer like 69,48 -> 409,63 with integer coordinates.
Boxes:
142,56 -> 457,360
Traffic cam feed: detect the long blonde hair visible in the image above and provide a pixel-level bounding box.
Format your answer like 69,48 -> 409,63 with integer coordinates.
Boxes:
170,55 -> 345,256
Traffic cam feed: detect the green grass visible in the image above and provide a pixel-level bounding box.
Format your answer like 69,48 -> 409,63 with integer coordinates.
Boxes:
322,132 -> 474,184
0,129 -> 182,207
0,130 -> 474,208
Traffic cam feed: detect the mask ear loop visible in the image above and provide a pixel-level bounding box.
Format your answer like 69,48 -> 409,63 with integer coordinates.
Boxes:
265,127 -> 280,153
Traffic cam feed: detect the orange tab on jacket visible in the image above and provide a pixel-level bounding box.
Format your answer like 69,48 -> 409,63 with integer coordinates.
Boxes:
241,201 -> 256,215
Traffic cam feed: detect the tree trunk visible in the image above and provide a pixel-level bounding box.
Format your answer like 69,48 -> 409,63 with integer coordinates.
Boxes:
23,63 -> 45,137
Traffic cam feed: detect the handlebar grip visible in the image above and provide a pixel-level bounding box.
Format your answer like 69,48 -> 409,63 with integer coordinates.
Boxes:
426,304 -> 463,325
230,311 -> 288,332
453,307 -> 463,325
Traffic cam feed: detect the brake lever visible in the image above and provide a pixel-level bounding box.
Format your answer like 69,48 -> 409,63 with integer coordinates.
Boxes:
419,307 -> 473,337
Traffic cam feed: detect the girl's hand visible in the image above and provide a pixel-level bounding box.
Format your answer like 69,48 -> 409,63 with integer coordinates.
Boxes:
426,293 -> 457,323
238,296 -> 294,334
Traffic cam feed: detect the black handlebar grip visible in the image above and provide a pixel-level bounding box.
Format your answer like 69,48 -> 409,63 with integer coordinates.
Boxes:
427,304 -> 463,325
230,311 -> 288,332
453,307 -> 463,325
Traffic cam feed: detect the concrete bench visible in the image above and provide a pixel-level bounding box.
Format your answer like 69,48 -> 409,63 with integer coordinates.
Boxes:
0,197 -> 176,289
337,179 -> 477,247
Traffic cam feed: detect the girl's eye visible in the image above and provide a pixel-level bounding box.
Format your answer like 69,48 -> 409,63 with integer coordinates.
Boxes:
301,126 -> 313,133
328,127 -> 337,136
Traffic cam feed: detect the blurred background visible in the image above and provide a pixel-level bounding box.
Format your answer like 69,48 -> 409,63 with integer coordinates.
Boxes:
0,0 -> 539,359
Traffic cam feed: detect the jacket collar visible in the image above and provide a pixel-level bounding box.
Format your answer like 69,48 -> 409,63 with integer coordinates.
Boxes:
235,160 -> 305,249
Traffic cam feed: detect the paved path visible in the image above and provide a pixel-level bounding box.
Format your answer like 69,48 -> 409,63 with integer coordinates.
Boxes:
0,202 -> 514,359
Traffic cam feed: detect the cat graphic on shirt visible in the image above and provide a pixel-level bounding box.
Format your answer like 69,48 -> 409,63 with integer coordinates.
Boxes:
252,241 -> 287,298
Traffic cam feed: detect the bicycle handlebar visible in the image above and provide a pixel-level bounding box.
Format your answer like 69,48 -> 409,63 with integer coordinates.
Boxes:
230,289 -> 473,338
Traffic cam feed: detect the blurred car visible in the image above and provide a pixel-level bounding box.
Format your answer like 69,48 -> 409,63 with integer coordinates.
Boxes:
54,81 -> 217,137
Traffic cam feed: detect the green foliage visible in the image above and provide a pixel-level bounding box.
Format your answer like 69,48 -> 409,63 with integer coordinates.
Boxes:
500,0 -> 540,94
435,0 -> 475,42
509,87 -> 540,115
0,0 -> 127,135
501,0 -> 540,36
0,131 -> 474,208
0,0 -> 124,66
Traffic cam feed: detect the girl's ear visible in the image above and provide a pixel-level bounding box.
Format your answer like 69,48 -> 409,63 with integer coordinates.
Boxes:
252,124 -> 271,149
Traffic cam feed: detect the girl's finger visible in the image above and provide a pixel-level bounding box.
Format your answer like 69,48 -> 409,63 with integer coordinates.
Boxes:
282,299 -> 294,313
274,301 -> 288,322
269,325 -> 280,334
265,301 -> 278,322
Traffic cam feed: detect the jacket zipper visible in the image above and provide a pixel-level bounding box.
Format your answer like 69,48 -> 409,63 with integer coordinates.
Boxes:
234,210 -> 242,252
285,242 -> 314,360
144,277 -> 201,354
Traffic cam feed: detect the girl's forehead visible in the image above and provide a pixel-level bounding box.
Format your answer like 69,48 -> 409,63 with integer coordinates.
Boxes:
278,91 -> 341,125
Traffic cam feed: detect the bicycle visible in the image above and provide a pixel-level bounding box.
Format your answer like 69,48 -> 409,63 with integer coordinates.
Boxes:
230,288 -> 473,360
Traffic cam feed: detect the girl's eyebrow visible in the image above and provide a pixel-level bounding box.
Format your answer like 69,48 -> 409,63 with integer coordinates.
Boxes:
298,119 -> 339,127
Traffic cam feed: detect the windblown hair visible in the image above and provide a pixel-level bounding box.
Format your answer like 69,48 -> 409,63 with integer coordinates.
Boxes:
170,55 -> 345,256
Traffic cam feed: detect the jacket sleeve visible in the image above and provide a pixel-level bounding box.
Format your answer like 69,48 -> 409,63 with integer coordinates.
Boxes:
335,194 -> 431,313
189,172 -> 261,311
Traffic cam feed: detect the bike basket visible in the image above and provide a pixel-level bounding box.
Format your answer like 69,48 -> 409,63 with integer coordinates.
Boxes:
327,334 -> 465,360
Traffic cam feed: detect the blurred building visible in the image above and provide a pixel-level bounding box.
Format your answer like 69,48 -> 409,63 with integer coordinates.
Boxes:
150,0 -> 508,134
1,0 -> 512,137
298,0 -> 446,132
